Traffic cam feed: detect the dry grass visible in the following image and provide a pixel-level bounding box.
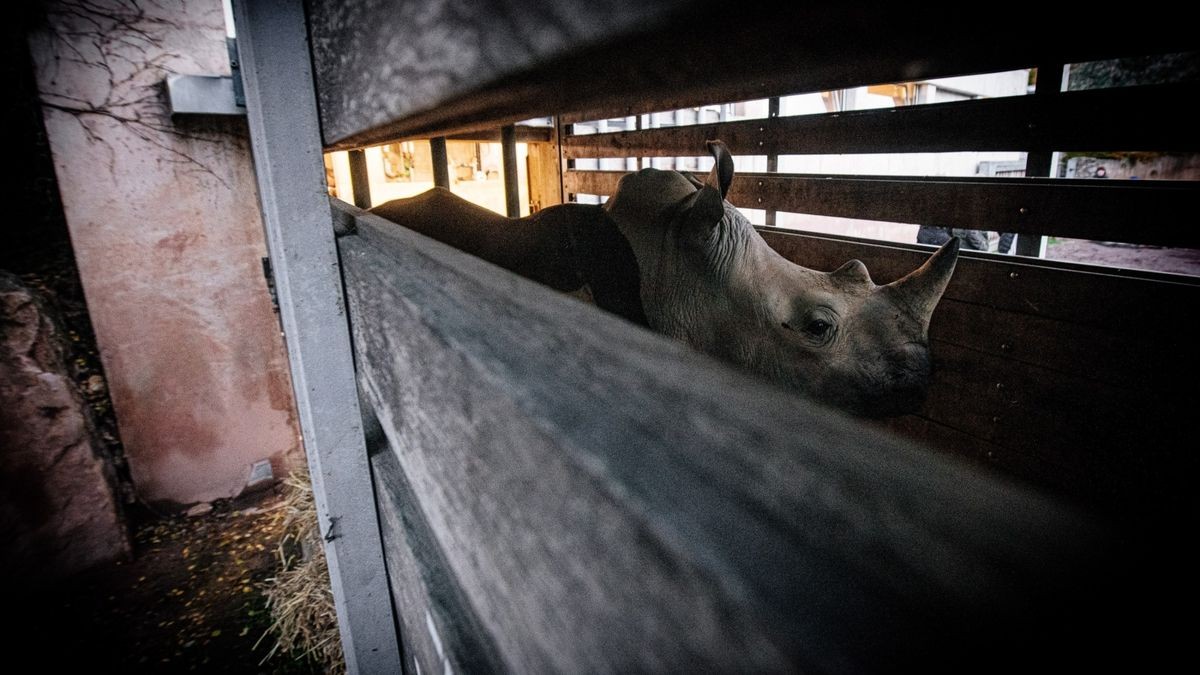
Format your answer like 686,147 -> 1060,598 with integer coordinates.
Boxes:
258,472 -> 346,674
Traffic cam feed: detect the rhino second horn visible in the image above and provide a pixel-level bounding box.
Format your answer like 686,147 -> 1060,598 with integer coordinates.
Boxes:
882,236 -> 960,324
830,259 -> 874,287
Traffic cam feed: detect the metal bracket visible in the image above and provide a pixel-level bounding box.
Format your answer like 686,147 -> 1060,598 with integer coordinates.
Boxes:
227,37 -> 246,108
165,39 -> 246,116
166,74 -> 246,116
261,256 -> 279,311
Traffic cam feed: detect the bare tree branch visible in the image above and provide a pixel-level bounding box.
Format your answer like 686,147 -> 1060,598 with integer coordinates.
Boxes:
37,0 -> 238,191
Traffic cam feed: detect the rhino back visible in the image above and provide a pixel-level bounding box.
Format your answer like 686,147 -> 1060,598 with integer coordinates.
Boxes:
371,188 -> 579,290
370,189 -> 647,325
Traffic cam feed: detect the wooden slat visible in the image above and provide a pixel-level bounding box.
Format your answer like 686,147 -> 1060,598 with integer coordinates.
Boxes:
927,298 -> 1189,395
446,125 -> 553,144
917,340 -> 1193,515
564,170 -> 1200,247
334,199 -> 1121,672
562,83 -> 1197,158
527,142 -> 563,211
308,0 -> 1196,148
877,414 -> 1096,510
758,230 -> 1200,328
364,398 -> 504,675
893,334 -> 1194,517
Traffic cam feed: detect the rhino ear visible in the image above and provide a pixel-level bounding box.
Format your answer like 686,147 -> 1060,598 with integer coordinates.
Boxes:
677,140 -> 731,248
705,140 -> 734,198
681,184 -> 726,247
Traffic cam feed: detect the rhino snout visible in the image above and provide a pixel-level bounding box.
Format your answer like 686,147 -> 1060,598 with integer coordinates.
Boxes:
870,344 -> 933,416
827,343 -> 931,417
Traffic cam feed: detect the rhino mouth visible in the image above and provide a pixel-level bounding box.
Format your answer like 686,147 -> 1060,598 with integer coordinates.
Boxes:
820,345 -> 932,418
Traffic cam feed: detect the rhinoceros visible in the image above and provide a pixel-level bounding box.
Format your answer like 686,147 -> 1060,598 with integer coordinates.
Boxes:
370,141 -> 958,417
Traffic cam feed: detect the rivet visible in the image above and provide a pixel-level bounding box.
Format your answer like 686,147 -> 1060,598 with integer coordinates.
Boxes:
1018,207 -> 1029,215
992,416 -> 1001,423
758,140 -> 764,146
1000,343 -> 1012,351
995,382 -> 1005,390
759,126 -> 764,132
1009,271 -> 1019,279
757,197 -> 763,203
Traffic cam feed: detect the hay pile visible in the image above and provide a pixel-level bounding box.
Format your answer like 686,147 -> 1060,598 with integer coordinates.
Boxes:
259,472 -> 345,674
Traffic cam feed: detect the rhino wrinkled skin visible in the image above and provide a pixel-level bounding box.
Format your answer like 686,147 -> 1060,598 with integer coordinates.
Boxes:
370,141 -> 958,417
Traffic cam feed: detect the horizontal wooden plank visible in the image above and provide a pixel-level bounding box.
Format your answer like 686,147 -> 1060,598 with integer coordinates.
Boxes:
309,0 -> 1197,148
564,170 -> 1200,247
364,399 -> 503,675
927,298 -> 1194,395
914,340 -> 1194,516
335,199 -> 1125,671
876,414 -> 1127,517
446,125 -> 553,144
758,230 -> 1200,329
562,83 -> 1197,157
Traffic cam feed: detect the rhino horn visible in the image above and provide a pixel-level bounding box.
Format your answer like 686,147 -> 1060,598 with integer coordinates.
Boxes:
882,237 -> 960,325
829,259 -> 873,287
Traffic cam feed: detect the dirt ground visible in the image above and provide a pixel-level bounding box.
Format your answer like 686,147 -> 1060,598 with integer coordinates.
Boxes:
12,488 -> 325,674
1045,239 -> 1200,276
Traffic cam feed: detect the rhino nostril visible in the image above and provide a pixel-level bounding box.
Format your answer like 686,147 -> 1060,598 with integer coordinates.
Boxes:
888,344 -> 930,376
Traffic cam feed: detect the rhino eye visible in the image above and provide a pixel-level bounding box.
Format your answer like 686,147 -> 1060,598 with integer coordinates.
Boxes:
805,319 -> 832,336
782,316 -> 835,343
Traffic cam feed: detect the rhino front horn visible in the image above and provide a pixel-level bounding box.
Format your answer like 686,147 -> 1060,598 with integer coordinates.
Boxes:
883,236 -> 960,325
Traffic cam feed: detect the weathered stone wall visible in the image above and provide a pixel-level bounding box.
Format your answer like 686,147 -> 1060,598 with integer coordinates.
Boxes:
1,272 -> 130,578
26,0 -> 302,506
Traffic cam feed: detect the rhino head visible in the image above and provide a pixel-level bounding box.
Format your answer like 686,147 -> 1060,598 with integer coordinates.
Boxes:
603,141 -> 959,417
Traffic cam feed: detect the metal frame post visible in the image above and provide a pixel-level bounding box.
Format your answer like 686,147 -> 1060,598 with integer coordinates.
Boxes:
764,96 -> 780,227
231,2 -> 402,672
430,136 -> 451,188
348,149 -> 372,208
1017,61 -> 1065,257
501,124 -> 521,216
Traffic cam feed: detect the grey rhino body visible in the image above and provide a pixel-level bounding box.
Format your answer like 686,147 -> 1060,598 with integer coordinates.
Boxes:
370,141 -> 958,417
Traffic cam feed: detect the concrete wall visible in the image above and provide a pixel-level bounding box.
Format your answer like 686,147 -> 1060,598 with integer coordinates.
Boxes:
27,0 -> 300,507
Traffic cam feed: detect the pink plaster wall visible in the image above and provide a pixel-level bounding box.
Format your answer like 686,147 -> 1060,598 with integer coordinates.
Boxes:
28,0 -> 301,506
